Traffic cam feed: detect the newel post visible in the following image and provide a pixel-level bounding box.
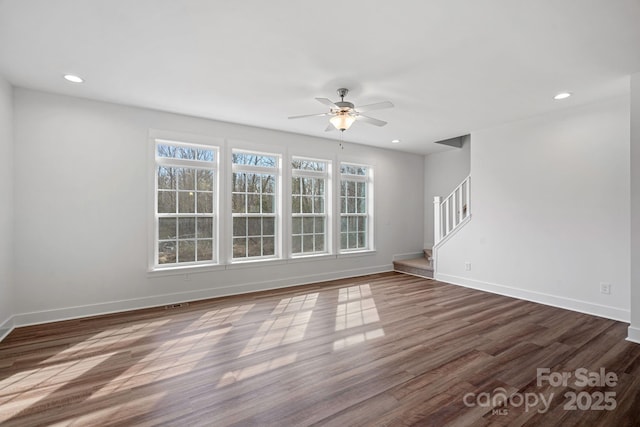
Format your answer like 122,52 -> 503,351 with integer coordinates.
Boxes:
433,196 -> 442,245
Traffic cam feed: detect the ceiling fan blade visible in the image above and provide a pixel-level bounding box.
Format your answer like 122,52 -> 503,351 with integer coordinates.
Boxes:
315,97 -> 339,108
288,112 -> 330,119
355,101 -> 394,113
356,115 -> 387,127
325,123 -> 336,132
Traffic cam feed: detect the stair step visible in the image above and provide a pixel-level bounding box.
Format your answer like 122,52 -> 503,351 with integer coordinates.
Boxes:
393,257 -> 433,279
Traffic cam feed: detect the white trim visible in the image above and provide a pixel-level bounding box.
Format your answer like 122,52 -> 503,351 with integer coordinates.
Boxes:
0,315 -> 14,342
7,266 -> 392,332
627,326 -> 640,344
435,273 -> 630,322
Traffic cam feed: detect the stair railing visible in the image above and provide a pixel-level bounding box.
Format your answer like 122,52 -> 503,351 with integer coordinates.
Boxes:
434,176 -> 470,245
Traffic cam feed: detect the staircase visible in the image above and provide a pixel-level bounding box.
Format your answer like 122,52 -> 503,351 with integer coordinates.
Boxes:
393,249 -> 434,278
394,176 -> 471,279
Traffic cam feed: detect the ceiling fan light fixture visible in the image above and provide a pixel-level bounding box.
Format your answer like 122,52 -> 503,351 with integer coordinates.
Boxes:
330,112 -> 356,131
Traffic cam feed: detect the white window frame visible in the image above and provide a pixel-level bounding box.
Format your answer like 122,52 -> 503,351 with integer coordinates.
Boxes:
339,162 -> 374,253
152,138 -> 219,270
290,156 -> 332,257
231,148 -> 282,262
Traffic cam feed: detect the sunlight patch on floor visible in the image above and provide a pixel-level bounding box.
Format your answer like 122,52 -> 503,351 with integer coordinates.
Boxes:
216,352 -> 298,388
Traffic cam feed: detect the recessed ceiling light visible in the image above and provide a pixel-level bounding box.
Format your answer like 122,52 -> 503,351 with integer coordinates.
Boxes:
391,139 -> 400,144
63,74 -> 84,83
554,92 -> 571,100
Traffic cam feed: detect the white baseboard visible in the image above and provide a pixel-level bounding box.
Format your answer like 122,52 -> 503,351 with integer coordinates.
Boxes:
9,264 -> 393,331
0,315 -> 14,342
435,273 -> 630,322
627,326 -> 640,344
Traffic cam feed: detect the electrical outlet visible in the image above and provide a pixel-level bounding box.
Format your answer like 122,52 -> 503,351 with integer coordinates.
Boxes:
465,262 -> 471,271
600,283 -> 611,295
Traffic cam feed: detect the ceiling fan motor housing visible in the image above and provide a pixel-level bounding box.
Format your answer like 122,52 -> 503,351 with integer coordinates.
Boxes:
334,101 -> 355,113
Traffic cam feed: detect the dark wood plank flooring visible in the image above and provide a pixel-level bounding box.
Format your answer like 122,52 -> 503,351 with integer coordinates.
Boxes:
1,272 -> 639,426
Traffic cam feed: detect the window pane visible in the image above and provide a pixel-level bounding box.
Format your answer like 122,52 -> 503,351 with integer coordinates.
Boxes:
158,144 -> 195,159
248,217 -> 261,236
292,177 -> 301,195
261,195 -> 274,213
233,217 -> 246,237
348,216 -> 357,233
303,235 -> 314,253
315,217 -> 324,234
292,196 -> 301,213
248,237 -> 261,257
358,232 -> 366,248
158,241 -> 176,264
303,217 -> 314,234
301,196 -> 313,213
232,194 -> 246,213
178,218 -> 196,239
233,153 -> 277,167
292,217 -> 302,235
314,197 -> 324,213
197,170 -> 214,191
178,240 -> 196,262
347,197 -> 356,213
263,237 -> 275,256
357,198 -> 366,214
262,175 -> 275,193
347,181 -> 356,197
197,240 -> 213,261
157,167 -> 175,190
357,182 -> 366,197
197,192 -> 213,214
340,217 -> 348,233
177,168 -> 196,190
292,236 -> 302,253
196,149 -> 215,162
246,173 -> 260,193
197,217 -> 213,238
348,233 -> 358,249
292,159 -> 326,171
247,194 -> 260,213
159,217 -> 176,240
232,173 -> 246,192
340,233 -> 347,249
263,217 -> 275,236
316,235 -> 325,252
158,191 -> 176,213
178,192 -> 196,213
233,238 -> 246,258
358,217 -> 367,232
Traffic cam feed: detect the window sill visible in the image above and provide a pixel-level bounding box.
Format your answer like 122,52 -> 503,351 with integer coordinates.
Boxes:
288,253 -> 336,263
226,257 -> 288,270
148,250 -> 377,278
148,263 -> 226,278
337,249 -> 377,258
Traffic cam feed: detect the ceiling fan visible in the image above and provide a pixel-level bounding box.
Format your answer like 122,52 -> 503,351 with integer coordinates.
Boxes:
288,88 -> 394,132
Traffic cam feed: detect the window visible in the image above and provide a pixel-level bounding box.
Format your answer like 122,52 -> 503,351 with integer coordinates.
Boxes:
291,158 -> 329,256
232,150 -> 280,260
340,163 -> 371,252
155,140 -> 217,267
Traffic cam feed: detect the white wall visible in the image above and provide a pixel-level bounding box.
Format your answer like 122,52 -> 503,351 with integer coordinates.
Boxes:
423,138 -> 470,247
11,88 -> 424,325
0,77 -> 13,339
435,96 -> 631,321
630,73 -> 640,342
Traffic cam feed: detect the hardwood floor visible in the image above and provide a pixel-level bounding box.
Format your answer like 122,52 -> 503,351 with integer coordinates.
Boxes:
1,272 -> 640,426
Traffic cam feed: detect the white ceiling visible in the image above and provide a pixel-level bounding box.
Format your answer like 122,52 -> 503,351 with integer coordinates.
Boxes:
1,0 -> 639,154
